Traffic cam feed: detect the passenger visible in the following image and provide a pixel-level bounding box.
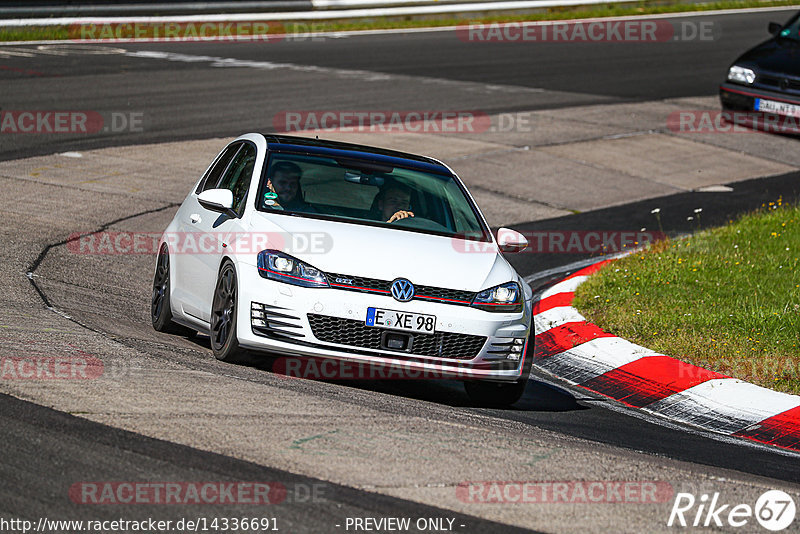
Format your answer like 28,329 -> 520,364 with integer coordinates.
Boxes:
265,161 -> 316,213
373,183 -> 415,223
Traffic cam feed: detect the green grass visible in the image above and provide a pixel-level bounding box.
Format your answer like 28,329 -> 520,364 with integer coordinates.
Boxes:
0,26 -> 66,42
1,0 -> 799,42
574,199 -> 800,395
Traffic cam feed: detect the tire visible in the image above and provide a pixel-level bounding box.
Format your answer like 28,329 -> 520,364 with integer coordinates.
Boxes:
210,261 -> 247,362
151,246 -> 194,336
464,378 -> 528,407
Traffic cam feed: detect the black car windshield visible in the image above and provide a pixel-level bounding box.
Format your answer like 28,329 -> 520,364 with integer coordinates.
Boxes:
257,153 -> 489,240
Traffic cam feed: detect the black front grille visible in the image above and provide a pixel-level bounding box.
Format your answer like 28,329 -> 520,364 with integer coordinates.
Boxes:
758,75 -> 781,88
756,76 -> 800,93
415,285 -> 474,304
327,273 -> 390,293
326,272 -> 475,306
251,302 -> 305,339
307,314 -> 486,360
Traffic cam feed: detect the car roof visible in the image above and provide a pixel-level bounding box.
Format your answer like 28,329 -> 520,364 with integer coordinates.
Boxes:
262,134 -> 453,176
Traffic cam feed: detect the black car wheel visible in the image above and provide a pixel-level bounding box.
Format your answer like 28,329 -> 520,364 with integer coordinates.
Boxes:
151,245 -> 193,336
464,378 -> 528,407
210,261 -> 246,362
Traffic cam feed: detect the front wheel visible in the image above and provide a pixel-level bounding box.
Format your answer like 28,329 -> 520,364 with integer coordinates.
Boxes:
210,261 -> 246,362
151,246 -> 194,336
464,378 -> 528,407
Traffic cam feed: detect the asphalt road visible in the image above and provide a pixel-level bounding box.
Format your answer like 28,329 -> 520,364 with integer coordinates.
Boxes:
2,7 -> 800,533
0,393 -> 533,532
30,166 -> 800,482
0,9 -> 795,160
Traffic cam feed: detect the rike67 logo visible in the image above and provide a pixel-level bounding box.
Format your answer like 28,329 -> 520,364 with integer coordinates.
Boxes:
668,490 -> 796,531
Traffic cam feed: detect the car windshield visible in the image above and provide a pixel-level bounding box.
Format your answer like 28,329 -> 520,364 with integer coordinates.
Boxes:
257,152 -> 489,240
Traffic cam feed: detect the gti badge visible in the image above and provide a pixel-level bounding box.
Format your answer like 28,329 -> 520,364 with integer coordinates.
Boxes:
391,278 -> 415,302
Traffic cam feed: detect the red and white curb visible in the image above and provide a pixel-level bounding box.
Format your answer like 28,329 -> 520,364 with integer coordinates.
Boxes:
532,259 -> 800,453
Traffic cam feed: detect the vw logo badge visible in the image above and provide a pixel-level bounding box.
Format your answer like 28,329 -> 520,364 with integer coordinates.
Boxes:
391,278 -> 415,302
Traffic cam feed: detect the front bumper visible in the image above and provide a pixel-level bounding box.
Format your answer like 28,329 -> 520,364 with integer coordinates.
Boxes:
235,264 -> 532,382
719,82 -> 800,110
718,83 -> 800,134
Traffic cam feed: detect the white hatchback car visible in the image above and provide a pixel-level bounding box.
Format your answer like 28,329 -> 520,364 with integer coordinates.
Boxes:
152,134 -> 533,406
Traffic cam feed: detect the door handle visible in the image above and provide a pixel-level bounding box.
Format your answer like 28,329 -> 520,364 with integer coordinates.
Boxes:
190,214 -> 201,224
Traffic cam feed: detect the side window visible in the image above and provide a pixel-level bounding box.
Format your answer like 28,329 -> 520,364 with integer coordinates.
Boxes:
217,143 -> 257,215
196,143 -> 242,194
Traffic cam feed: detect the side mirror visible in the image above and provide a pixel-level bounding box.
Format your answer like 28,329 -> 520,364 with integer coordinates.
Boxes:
768,22 -> 782,35
198,188 -> 236,217
497,227 -> 528,253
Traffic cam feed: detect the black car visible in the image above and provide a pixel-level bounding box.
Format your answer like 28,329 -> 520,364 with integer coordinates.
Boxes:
719,11 -> 800,131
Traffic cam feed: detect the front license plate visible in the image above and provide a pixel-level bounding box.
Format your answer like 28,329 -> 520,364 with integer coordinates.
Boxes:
366,307 -> 436,333
755,98 -> 800,118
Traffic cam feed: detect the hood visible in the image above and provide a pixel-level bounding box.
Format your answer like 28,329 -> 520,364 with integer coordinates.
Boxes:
246,211 -> 516,292
735,37 -> 800,78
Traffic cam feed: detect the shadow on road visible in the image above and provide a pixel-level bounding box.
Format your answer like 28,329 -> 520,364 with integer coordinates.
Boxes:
182,333 -> 588,412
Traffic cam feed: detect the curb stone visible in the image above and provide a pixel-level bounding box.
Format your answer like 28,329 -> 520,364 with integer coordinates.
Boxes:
532,259 -> 800,453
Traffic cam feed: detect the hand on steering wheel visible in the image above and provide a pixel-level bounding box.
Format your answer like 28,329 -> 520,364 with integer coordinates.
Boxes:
387,210 -> 414,223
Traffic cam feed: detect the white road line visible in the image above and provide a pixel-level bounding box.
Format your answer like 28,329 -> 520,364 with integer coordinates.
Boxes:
0,47 -> 35,57
123,49 -> 546,94
35,44 -> 127,55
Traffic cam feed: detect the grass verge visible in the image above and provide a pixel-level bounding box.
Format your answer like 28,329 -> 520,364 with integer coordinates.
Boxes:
1,0 -> 798,42
573,199 -> 800,395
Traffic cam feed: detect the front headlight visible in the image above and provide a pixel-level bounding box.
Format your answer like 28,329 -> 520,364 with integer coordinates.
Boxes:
471,281 -> 522,313
257,250 -> 329,288
727,65 -> 756,85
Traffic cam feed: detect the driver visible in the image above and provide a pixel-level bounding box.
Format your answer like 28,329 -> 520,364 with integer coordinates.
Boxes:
265,161 -> 316,213
374,183 -> 414,223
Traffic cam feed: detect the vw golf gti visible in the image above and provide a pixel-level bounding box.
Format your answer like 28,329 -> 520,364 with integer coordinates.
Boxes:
151,134 -> 533,406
